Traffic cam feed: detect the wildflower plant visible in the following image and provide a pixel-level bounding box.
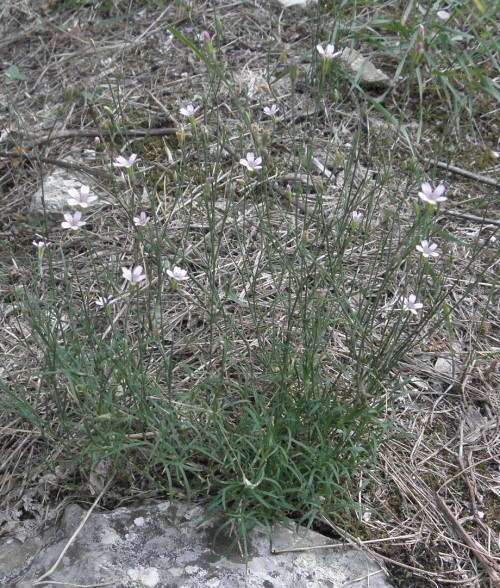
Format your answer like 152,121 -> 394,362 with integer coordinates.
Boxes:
2,2 -> 500,577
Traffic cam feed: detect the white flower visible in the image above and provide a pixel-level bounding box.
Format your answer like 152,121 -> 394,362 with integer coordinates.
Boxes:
166,266 -> 189,281
418,182 -> 447,205
114,154 -> 140,168
402,294 -> 424,315
179,104 -> 200,117
239,152 -> 262,172
67,185 -> 97,208
352,211 -> 363,223
316,43 -> 342,60
242,475 -> 261,489
122,265 -> 147,285
32,240 -> 50,250
61,210 -> 86,231
263,104 -> 279,116
416,240 -> 439,258
96,295 -> 117,307
133,212 -> 150,227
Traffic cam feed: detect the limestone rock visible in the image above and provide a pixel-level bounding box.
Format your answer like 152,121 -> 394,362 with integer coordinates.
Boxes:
277,0 -> 317,7
0,499 -> 393,587
28,169 -> 108,227
340,48 -> 390,87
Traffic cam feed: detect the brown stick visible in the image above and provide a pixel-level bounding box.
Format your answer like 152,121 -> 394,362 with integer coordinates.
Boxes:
443,209 -> 500,227
423,159 -> 499,188
1,127 -> 178,147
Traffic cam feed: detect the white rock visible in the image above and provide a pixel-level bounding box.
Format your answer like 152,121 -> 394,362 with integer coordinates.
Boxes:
340,48 -> 390,87
437,10 -> 451,21
435,357 -> 454,377
277,0 -> 317,6
28,169 -> 106,227
1,500 -> 393,588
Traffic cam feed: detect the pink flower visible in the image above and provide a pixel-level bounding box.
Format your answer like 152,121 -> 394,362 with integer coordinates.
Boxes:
114,154 -> 140,168
240,152 -> 262,172
33,240 -> 50,250
418,182 -> 447,205
416,240 -> 439,258
316,43 -> 342,60
402,294 -> 424,315
201,31 -> 211,41
133,211 -> 150,227
352,210 -> 363,223
179,104 -> 200,117
122,265 -> 147,285
67,185 -> 97,208
418,24 -> 425,37
61,210 -> 86,231
96,295 -> 117,307
263,104 -> 280,116
167,266 -> 189,281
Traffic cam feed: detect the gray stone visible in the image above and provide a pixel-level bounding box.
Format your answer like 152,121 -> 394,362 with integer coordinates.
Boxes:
340,48 -> 390,87
277,0 -> 317,6
0,500 -> 393,587
28,169 -> 108,227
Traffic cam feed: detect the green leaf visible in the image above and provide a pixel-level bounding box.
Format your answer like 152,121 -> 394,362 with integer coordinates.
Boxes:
434,228 -> 479,249
4,65 -> 27,82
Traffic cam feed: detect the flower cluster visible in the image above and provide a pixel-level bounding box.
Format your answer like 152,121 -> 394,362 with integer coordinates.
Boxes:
400,181 -> 448,315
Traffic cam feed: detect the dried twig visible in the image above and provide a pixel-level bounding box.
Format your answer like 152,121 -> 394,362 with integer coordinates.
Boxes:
441,209 -> 500,227
0,127 -> 177,147
435,493 -> 500,587
423,159 -> 499,187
